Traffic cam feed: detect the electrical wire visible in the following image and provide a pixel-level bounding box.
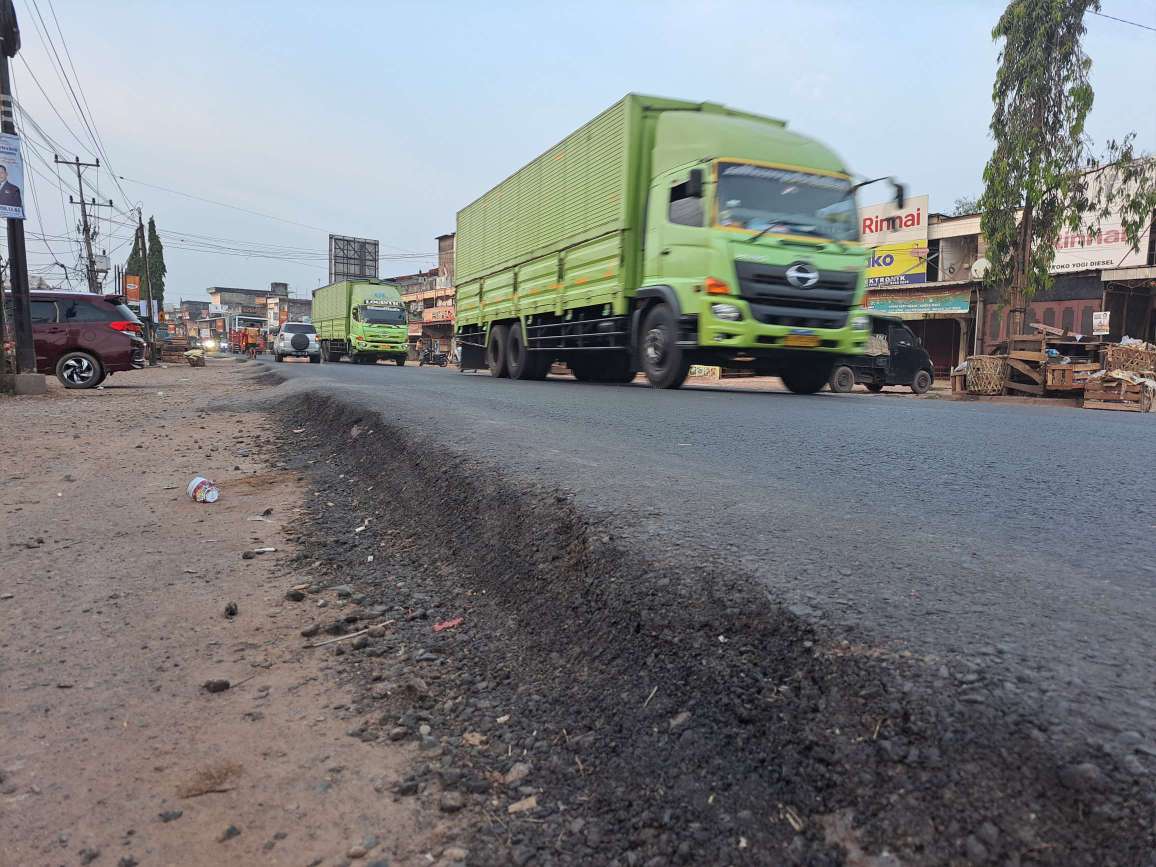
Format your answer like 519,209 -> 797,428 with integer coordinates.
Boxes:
1091,9 -> 1156,32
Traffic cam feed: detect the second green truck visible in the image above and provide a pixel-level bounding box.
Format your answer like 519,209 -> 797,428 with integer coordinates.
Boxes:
312,279 -> 410,365
455,93 -> 901,391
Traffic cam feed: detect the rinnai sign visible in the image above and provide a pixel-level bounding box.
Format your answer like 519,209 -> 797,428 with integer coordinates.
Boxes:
859,195 -> 929,246
1049,220 -> 1150,273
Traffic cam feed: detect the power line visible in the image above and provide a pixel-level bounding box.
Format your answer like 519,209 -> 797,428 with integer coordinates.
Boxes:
1091,10 -> 1156,32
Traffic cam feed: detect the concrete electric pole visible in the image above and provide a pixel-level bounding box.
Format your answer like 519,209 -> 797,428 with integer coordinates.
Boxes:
55,155 -> 112,294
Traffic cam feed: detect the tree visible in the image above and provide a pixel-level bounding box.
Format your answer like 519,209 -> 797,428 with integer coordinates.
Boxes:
123,229 -> 145,290
951,196 -> 980,216
146,217 -> 166,307
979,0 -> 1156,339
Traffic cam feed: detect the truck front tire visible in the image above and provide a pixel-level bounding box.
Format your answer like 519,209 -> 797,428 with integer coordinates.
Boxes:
782,362 -> 833,395
487,324 -> 510,378
639,305 -> 690,389
911,370 -> 932,394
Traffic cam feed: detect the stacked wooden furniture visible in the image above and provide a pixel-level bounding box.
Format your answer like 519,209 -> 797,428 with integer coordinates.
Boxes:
160,336 -> 190,364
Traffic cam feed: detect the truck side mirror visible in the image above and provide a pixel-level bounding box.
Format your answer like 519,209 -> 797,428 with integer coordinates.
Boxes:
687,168 -> 704,199
894,182 -> 906,210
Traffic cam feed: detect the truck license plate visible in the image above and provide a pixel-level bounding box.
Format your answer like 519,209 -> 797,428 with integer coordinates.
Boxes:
784,333 -> 820,348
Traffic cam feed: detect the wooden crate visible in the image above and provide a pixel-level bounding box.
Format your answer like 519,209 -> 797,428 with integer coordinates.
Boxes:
1083,379 -> 1154,412
1045,362 -> 1101,391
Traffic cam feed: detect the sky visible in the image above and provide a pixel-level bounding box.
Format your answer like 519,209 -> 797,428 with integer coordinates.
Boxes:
6,0 -> 1155,302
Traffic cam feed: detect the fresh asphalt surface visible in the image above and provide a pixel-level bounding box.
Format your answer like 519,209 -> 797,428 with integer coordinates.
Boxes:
263,359 -> 1156,752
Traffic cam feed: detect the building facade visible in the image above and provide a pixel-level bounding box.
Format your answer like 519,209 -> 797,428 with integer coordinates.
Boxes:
861,199 -> 1155,375
392,233 -> 456,358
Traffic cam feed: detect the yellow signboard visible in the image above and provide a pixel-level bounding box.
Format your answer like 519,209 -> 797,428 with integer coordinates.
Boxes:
866,240 -> 929,289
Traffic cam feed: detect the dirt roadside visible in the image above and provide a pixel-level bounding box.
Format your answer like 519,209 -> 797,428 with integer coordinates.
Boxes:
0,360 -> 463,867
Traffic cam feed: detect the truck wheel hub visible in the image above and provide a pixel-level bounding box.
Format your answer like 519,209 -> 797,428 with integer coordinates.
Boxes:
644,327 -> 667,366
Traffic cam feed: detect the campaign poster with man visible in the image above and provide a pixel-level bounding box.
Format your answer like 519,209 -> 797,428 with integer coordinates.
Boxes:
0,132 -> 25,220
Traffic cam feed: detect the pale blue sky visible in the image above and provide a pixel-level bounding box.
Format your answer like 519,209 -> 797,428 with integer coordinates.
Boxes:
10,0 -> 1156,300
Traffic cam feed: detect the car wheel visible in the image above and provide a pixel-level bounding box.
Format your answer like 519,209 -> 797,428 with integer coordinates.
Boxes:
781,362 -> 833,395
487,323 -> 509,377
911,369 -> 933,394
639,305 -> 690,389
56,351 -> 104,389
865,382 -> 885,393
829,364 -> 856,393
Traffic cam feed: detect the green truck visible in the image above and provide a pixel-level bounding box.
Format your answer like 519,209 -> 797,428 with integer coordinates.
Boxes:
455,93 -> 903,391
312,279 -> 410,365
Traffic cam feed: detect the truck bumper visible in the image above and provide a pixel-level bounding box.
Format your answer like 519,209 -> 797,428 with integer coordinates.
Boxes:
697,308 -> 869,357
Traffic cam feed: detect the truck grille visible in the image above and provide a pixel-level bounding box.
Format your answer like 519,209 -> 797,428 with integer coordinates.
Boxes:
735,260 -> 857,329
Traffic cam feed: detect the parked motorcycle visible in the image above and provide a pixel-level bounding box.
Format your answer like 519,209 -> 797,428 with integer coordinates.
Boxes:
419,348 -> 448,367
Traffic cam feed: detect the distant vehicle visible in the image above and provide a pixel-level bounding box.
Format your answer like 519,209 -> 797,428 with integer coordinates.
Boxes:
313,279 -> 409,365
3,290 -> 146,388
419,347 -> 448,367
272,322 -> 321,363
828,314 -> 934,394
454,93 -> 900,392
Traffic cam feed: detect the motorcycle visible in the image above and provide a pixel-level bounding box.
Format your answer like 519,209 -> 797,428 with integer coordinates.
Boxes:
419,348 -> 448,367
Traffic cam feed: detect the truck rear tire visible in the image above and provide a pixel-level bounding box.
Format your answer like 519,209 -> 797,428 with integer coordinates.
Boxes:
487,324 -> 509,378
829,365 -> 855,393
507,324 -> 547,380
639,305 -> 690,389
781,362 -> 832,395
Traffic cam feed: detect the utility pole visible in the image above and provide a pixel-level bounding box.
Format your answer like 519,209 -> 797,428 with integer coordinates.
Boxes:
0,1 -> 37,380
135,211 -> 157,365
55,155 -> 111,294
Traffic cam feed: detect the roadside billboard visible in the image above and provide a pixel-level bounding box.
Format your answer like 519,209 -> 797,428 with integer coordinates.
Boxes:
866,290 -> 971,317
860,195 -> 929,288
1050,220 -> 1151,273
859,194 -> 928,247
328,234 -> 379,284
866,240 -> 928,289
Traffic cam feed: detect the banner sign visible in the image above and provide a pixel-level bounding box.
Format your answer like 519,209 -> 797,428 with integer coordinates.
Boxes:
1092,311 -> 1110,335
867,290 -> 971,316
124,274 -> 141,303
866,240 -> 928,288
0,133 -> 26,220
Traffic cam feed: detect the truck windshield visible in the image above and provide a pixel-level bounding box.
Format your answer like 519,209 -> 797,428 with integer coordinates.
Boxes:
360,306 -> 405,325
715,161 -> 858,242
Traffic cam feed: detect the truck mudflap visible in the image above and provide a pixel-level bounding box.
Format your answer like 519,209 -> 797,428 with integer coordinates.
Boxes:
460,341 -> 487,372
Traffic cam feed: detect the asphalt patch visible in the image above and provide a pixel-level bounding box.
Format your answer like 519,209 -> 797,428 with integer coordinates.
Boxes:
272,391 -> 1152,866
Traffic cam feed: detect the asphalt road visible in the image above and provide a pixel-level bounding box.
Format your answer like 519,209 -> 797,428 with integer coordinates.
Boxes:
263,359 -> 1156,751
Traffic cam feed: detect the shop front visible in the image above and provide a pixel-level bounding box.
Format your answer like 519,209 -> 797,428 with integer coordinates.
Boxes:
864,285 -> 976,375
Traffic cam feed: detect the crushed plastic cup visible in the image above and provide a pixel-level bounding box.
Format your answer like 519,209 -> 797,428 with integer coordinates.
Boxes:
187,476 -> 220,503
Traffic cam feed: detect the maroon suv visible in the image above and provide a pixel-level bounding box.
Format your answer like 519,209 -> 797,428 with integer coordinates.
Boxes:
3,291 -> 147,388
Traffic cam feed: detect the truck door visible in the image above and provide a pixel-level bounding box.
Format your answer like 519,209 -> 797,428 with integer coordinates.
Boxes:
888,324 -> 922,384
646,169 -> 708,281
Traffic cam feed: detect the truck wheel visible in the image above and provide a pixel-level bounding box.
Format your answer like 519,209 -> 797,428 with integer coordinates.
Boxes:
829,365 -> 855,393
507,324 -> 546,380
639,305 -> 690,389
866,382 -> 884,393
911,370 -> 932,394
309,354 -> 321,364
781,362 -> 832,395
487,323 -> 509,378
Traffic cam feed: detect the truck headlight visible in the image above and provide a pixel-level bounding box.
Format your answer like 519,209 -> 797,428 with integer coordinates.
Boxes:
710,303 -> 743,322
851,314 -> 870,331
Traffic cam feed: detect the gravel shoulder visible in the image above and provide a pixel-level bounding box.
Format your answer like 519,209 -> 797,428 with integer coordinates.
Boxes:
260,381 -> 1154,867
0,361 -> 463,866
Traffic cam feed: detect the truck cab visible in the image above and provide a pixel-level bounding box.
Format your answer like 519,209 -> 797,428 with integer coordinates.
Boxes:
637,110 -> 879,391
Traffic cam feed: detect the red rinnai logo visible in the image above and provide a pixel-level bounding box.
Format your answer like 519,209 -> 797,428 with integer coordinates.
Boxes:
862,208 -> 922,235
